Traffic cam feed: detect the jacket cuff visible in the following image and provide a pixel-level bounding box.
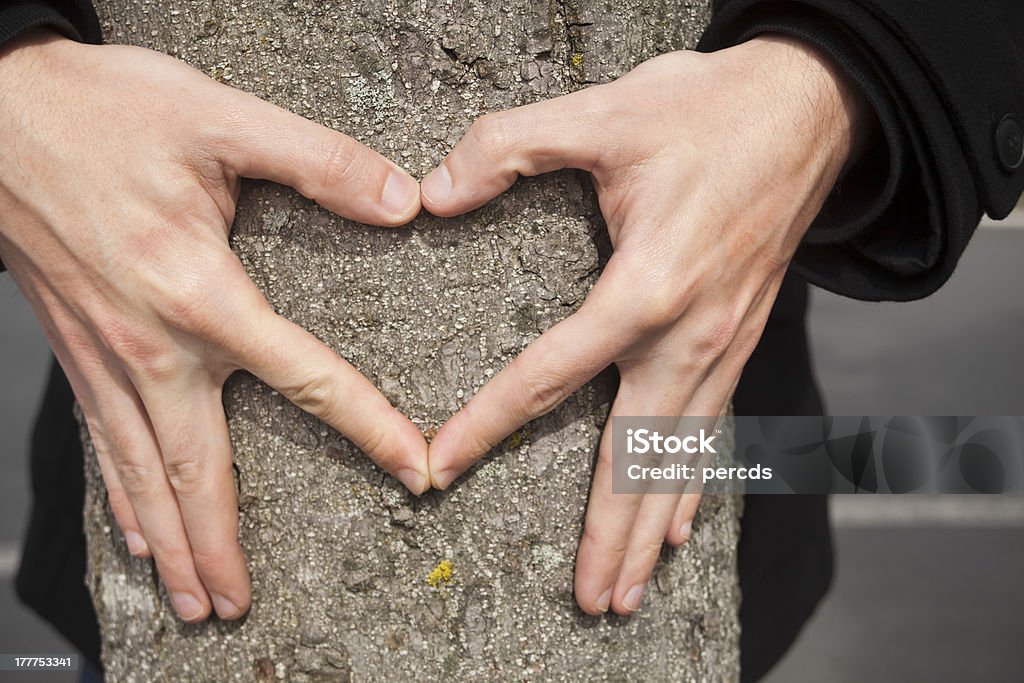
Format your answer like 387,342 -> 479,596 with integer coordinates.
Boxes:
731,17 -> 903,244
698,0 -> 982,302
0,2 -> 100,49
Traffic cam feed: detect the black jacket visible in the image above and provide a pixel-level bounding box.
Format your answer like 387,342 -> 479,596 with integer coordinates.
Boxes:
3,1 -> 1022,682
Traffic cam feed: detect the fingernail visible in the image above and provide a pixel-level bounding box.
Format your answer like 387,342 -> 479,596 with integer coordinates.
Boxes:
432,468 -> 456,490
124,530 -> 148,556
211,593 -> 242,620
170,592 -> 204,621
679,520 -> 693,543
623,584 -> 646,612
396,468 -> 428,495
381,169 -> 418,215
596,588 -> 612,613
421,163 -> 452,204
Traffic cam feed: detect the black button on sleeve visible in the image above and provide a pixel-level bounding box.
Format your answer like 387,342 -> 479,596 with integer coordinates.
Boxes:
996,115 -> 1024,172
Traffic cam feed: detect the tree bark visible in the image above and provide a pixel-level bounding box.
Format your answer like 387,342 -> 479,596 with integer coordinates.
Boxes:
82,1 -> 741,680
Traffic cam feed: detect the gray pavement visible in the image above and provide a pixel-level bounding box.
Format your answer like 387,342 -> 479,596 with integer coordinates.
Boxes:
765,526 -> 1024,683
764,225 -> 1024,681
808,223 -> 1024,415
1,225 -> 1022,680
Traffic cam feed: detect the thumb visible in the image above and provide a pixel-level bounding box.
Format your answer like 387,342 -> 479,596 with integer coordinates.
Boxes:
214,90 -> 421,226
421,88 -> 607,217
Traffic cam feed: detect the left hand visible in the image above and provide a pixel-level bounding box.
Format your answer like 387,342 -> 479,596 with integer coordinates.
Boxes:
421,36 -> 870,615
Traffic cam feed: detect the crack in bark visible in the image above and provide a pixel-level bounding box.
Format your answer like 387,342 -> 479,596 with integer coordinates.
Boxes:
439,44 -> 485,71
554,0 -> 598,84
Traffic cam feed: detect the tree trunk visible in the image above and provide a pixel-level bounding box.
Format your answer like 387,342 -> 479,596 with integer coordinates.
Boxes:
82,1 -> 741,680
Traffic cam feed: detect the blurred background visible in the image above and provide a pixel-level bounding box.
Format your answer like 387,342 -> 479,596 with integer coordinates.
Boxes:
1,211 -> 1022,681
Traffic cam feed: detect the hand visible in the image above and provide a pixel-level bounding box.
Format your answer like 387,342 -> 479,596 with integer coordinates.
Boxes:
0,32 -> 429,622
422,36 -> 870,615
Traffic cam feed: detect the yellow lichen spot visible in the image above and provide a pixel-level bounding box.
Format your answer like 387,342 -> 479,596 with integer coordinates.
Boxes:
427,560 -> 454,588
571,53 -> 584,67
506,428 -> 531,451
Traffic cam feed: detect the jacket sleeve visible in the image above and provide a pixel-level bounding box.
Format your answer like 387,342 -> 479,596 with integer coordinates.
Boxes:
0,1 -> 100,273
0,1 -> 100,47
699,0 -> 1024,301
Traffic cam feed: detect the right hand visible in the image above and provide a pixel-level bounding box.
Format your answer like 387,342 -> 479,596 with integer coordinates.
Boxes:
0,31 -> 429,622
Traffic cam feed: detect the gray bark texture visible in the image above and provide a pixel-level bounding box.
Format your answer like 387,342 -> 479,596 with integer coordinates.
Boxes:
82,1 -> 742,681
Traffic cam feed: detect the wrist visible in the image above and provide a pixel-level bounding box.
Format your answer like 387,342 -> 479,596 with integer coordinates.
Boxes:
0,29 -> 74,91
737,34 -> 876,174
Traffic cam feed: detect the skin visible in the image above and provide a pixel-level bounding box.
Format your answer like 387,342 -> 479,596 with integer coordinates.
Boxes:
1,28 -> 869,623
422,35 -> 871,616
0,31 -> 430,623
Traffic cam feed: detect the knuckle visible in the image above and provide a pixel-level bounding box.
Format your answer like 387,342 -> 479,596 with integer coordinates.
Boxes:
452,400 -> 500,458
582,522 -> 629,559
157,252 -> 235,337
694,314 -> 741,361
631,284 -> 689,332
95,315 -> 171,376
288,374 -> 341,418
468,113 -> 516,162
162,279 -> 213,333
636,537 -> 666,560
468,429 -> 499,460
114,459 -> 162,499
105,485 -> 133,520
126,347 -> 184,383
314,135 -> 363,195
93,282 -> 220,383
517,368 -> 568,418
357,423 -> 390,462
190,544 -> 229,577
164,456 -> 208,495
152,543 -> 198,580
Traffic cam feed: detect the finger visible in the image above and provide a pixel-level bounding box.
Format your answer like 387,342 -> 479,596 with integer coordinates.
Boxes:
572,365 -> 706,615
610,479 -> 695,614
663,277 -> 781,544
41,313 -> 212,622
421,87 -> 610,216
428,274 -> 637,490
213,90 -> 420,226
663,377 -> 741,548
88,419 -> 150,557
574,372 -> 705,616
62,353 -> 150,558
79,363 -> 214,623
233,308 -> 430,494
665,494 -> 703,547
133,371 -> 251,620
611,380 -> 730,611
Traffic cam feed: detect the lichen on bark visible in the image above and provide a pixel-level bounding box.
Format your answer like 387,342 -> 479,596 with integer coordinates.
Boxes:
82,1 -> 741,681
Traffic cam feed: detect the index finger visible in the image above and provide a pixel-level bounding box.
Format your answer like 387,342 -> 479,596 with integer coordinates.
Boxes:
428,272 -> 635,489
420,86 -> 609,218
232,308 -> 430,494
211,87 -> 421,227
